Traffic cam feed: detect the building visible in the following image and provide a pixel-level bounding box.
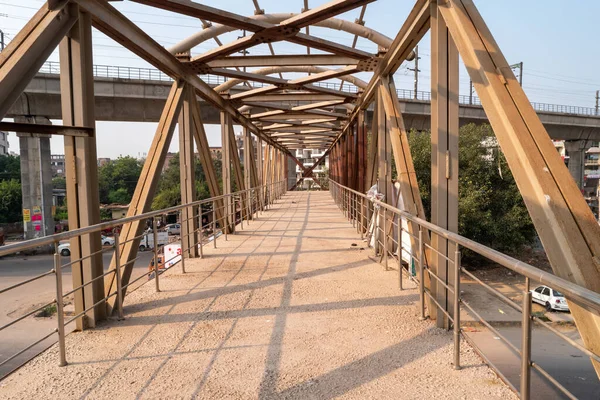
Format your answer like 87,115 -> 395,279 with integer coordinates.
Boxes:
50,154 -> 65,177
554,140 -> 600,218
0,130 -> 8,155
98,157 -> 111,167
294,148 -> 328,190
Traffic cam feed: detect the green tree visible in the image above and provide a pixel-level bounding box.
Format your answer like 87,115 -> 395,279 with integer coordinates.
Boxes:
0,154 -> 20,182
408,124 -> 535,253
52,176 -> 66,189
98,156 -> 143,204
0,179 -> 22,223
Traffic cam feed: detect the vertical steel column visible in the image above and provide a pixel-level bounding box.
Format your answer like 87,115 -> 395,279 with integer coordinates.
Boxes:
221,111 -> 232,234
179,86 -> 198,259
431,0 -> 459,329
243,127 -> 252,221
376,87 -> 390,260
59,10 -> 105,328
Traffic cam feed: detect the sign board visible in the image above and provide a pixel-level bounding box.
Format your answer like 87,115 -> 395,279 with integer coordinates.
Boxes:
163,243 -> 181,268
33,206 -> 41,215
23,209 -> 31,222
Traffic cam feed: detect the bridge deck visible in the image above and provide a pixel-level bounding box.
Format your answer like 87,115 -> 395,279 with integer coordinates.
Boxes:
0,192 -> 515,399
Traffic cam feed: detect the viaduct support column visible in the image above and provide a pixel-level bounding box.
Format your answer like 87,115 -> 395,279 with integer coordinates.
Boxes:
565,139 -> 592,190
431,0 -> 459,328
17,116 -> 54,241
59,10 -> 104,328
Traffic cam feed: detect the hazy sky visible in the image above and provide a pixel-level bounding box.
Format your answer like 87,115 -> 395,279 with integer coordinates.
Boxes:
2,0 -> 600,158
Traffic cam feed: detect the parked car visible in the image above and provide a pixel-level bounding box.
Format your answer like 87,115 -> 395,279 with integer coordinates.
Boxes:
101,235 -> 115,246
57,235 -> 114,256
165,223 -> 181,235
58,242 -> 70,257
531,285 -> 570,312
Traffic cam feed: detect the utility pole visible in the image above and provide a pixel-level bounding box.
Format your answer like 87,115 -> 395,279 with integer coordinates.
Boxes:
469,79 -> 473,105
595,90 -> 599,116
510,61 -> 523,86
0,29 -> 5,51
408,45 -> 420,99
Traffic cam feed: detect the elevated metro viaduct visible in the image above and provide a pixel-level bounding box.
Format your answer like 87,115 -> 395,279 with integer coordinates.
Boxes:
1,0 -> 600,398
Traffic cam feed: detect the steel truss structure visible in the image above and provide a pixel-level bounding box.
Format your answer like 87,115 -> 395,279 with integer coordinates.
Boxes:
1,0 -> 600,381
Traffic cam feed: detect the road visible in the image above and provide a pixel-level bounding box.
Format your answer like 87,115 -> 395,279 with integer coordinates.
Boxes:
0,250 -> 154,379
464,325 -> 599,399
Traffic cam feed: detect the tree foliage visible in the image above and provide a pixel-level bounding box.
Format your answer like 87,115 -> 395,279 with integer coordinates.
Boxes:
0,179 -> 22,223
151,153 -> 223,210
0,154 -> 20,182
98,156 -> 143,204
407,124 -> 535,253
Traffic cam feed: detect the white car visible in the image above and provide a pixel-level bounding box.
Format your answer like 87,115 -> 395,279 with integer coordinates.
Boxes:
531,285 -> 570,312
101,235 -> 115,246
57,235 -> 114,257
165,223 -> 181,235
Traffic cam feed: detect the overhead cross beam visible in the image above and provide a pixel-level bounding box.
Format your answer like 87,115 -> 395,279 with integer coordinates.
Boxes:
75,0 -> 287,153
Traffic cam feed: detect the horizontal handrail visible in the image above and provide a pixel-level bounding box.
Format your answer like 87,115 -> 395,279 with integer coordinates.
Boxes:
0,184 -> 279,257
330,180 -> 600,312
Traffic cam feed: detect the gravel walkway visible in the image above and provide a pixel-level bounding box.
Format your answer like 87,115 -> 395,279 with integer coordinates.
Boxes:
0,192 -> 516,399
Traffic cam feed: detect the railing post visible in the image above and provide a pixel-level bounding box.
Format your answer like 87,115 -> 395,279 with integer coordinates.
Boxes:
418,226 -> 425,320
153,217 -> 160,292
114,233 -> 124,320
383,208 -> 389,271
398,214 -> 403,290
520,283 -> 532,400
198,210 -> 204,259
239,196 -> 243,230
53,245 -> 67,367
180,212 -> 186,273
360,196 -> 364,240
453,249 -> 461,370
212,200 -> 217,248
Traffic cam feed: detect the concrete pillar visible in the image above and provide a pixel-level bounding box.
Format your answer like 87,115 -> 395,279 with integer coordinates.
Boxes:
17,116 -> 55,240
565,140 -> 592,190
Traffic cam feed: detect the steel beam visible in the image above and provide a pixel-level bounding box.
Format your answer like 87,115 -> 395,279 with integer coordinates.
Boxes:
220,111 -> 234,233
208,54 -> 359,68
104,81 -> 185,312
0,1 -> 77,119
59,10 -> 105,328
0,122 -> 93,137
179,86 -> 199,258
430,0 -> 459,328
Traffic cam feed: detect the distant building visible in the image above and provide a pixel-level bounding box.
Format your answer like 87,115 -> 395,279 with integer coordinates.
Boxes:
50,154 -> 65,177
98,157 -> 111,167
295,148 -> 328,189
0,131 -> 8,155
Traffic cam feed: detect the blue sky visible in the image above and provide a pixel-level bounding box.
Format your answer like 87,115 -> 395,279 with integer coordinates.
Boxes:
2,0 -> 600,157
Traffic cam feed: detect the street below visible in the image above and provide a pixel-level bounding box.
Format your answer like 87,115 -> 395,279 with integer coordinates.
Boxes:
0,250 -> 154,379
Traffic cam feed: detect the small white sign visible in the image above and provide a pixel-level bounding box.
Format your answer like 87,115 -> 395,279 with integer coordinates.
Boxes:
163,243 -> 181,268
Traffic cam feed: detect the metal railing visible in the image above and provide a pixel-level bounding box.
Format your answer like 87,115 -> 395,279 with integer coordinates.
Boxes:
36,61 -> 599,117
0,180 -> 287,374
329,180 -> 600,400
